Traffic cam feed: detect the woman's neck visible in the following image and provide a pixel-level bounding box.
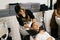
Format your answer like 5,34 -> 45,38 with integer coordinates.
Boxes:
39,30 -> 45,34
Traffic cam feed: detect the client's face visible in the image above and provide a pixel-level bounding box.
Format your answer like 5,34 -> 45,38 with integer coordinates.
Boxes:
19,9 -> 25,14
19,7 -> 25,14
32,22 -> 40,32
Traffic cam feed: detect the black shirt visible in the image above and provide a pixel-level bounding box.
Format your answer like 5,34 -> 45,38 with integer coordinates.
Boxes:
16,10 -> 35,26
27,30 -> 38,36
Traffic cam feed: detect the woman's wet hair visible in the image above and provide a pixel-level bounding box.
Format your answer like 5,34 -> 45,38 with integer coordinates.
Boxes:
39,26 -> 45,31
15,3 -> 21,14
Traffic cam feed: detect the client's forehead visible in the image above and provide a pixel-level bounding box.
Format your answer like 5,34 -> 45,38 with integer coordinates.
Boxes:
33,22 -> 39,26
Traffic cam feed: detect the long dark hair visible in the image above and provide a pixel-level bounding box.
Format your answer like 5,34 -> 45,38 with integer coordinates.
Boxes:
50,10 -> 58,28
15,3 -> 21,14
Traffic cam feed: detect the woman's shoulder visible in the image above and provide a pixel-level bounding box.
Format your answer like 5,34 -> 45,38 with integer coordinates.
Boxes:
25,9 -> 32,13
25,9 -> 31,12
44,32 -> 51,37
44,32 -> 50,35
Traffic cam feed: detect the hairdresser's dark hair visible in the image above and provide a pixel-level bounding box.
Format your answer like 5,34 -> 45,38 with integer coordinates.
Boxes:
15,3 -> 21,14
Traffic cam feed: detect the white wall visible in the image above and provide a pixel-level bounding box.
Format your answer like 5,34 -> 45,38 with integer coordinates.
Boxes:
0,0 -> 57,10
0,0 -> 9,10
9,0 -> 48,5
9,0 -> 48,4
9,0 -> 57,7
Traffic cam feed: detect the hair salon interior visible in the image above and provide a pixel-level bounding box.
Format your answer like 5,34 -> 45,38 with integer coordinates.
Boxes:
0,0 -> 60,40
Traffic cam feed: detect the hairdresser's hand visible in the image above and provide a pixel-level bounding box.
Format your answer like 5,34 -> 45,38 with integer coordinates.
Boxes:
55,10 -> 60,18
24,24 -> 29,28
56,14 -> 60,18
29,27 -> 33,30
